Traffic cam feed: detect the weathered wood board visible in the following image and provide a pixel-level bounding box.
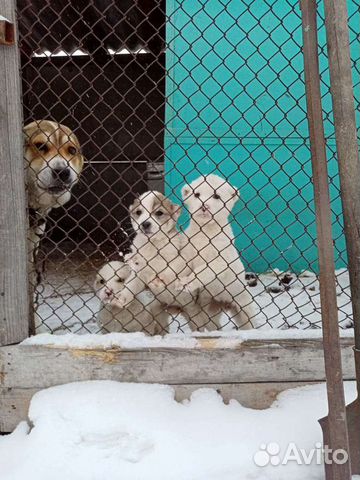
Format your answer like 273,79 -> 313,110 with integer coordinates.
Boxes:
0,0 -> 28,346
0,337 -> 355,432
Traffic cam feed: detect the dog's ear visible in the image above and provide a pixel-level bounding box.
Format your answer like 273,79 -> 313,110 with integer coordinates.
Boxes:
129,196 -> 141,213
181,183 -> 191,200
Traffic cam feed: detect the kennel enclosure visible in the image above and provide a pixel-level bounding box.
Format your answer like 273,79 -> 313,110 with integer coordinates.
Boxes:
0,4 -> 359,478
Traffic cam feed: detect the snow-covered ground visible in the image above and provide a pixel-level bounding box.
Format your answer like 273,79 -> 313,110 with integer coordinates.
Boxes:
0,381 -> 357,480
35,267 -> 353,334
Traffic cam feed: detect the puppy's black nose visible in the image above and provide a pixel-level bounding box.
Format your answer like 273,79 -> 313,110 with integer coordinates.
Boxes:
52,167 -> 71,182
141,221 -> 151,230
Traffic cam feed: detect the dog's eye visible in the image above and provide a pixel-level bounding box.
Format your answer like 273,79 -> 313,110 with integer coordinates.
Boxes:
115,277 -> 124,283
155,210 -> 164,217
68,146 -> 77,156
34,142 -> 48,153
194,192 -> 200,198
213,193 -> 221,200
135,209 -> 142,216
99,279 -> 105,285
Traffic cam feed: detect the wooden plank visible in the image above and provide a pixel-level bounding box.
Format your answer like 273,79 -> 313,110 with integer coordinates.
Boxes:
0,338 -> 355,388
0,381 -> 321,432
0,339 -> 355,432
0,0 -> 28,345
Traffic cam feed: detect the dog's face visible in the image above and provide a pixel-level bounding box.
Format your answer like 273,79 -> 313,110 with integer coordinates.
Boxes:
182,174 -> 239,226
129,191 -> 180,236
24,120 -> 84,208
94,261 -> 131,304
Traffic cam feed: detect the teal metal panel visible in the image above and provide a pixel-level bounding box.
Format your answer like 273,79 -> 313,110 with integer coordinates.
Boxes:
165,0 -> 359,273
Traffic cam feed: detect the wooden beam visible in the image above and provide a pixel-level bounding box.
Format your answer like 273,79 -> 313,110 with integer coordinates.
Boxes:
0,0 -> 29,345
0,338 -> 355,432
1,339 -> 355,387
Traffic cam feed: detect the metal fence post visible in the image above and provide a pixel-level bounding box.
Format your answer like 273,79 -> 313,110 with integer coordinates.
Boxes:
300,2 -> 351,479
323,0 -> 360,473
323,0 -> 360,353
0,0 -> 29,345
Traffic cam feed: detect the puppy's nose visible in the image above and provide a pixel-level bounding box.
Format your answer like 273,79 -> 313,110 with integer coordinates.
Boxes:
52,167 -> 71,182
104,288 -> 113,297
141,221 -> 151,230
201,204 -> 209,212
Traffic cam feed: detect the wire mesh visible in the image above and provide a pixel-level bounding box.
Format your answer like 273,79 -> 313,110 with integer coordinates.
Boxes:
17,0 -> 358,335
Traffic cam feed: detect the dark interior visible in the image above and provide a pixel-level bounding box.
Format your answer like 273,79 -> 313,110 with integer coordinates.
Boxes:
17,0 -> 165,255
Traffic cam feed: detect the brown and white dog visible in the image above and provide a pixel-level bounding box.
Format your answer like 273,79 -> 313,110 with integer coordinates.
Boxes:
24,120 -> 84,260
24,120 -> 84,213
24,120 -> 84,332
122,191 -> 210,330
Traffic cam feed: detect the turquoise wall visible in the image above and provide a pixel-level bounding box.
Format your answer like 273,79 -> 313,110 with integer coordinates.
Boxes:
164,0 -> 359,273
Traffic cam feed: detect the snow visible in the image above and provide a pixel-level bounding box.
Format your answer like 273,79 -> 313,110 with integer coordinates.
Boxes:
0,381 -> 357,480
23,328 -> 354,349
35,268 -> 353,335
251,268 -> 352,330
23,332 -> 200,349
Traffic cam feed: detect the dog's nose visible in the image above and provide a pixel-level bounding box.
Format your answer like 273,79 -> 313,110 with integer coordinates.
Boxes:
52,167 -> 71,182
201,204 -> 209,212
104,288 -> 113,297
141,221 -> 151,230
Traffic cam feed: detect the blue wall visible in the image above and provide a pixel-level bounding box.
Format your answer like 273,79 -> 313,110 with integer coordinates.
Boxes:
164,0 -> 359,273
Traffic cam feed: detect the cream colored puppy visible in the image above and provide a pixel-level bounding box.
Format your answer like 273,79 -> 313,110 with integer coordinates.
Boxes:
176,174 -> 255,330
121,191 -> 207,329
94,261 -> 168,334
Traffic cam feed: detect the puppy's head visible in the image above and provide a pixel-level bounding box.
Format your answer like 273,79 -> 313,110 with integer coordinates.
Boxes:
24,120 -> 84,208
181,174 -> 239,226
94,261 -> 131,304
129,191 -> 180,236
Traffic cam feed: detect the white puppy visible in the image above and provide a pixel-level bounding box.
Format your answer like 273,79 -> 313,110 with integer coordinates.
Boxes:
94,261 -> 168,334
176,174 -> 255,330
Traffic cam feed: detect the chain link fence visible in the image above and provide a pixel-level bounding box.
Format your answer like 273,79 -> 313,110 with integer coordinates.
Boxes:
17,0 -> 358,335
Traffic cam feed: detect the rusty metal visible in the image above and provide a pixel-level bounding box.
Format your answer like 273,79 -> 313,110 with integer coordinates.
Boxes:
323,0 -> 360,474
300,1 -> 351,479
0,15 -> 14,45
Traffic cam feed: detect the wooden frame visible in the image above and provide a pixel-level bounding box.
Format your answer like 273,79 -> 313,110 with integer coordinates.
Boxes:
0,9 -> 357,473
0,0 -> 28,346
0,336 -> 355,432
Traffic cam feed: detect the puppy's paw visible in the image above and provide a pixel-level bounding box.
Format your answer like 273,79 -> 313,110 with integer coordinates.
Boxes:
148,277 -> 165,290
174,274 -> 198,293
113,291 -> 133,308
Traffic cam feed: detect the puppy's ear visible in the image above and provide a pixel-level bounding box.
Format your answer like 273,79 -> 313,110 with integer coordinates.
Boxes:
181,183 -> 191,200
129,196 -> 141,212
